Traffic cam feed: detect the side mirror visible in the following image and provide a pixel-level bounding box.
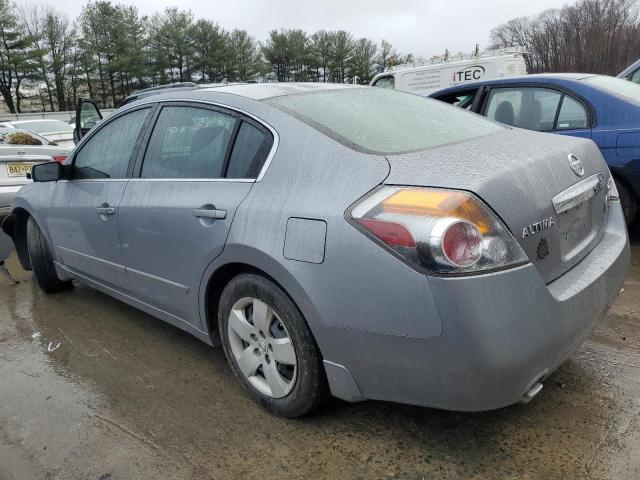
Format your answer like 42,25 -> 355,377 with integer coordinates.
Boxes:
31,162 -> 64,182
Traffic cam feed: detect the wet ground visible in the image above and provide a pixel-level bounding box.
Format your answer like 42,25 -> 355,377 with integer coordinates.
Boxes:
1,234 -> 639,480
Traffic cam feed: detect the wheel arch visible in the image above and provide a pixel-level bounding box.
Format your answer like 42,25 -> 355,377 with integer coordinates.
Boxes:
199,247 -> 365,405
199,245 -> 322,339
610,169 -> 639,221
611,169 -> 640,198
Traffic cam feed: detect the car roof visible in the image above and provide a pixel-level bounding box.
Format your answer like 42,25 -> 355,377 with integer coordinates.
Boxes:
119,82 -> 227,106
430,73 -> 600,96
202,82 -> 359,100
126,82 -> 363,106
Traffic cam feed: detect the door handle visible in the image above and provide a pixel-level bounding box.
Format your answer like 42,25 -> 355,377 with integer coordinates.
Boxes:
192,207 -> 227,220
96,206 -> 116,216
17,149 -> 25,155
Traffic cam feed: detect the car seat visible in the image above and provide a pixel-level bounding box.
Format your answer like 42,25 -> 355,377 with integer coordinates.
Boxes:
494,101 -> 515,126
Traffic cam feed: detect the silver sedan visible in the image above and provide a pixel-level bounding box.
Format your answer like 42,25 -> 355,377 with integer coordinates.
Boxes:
2,83 -> 629,417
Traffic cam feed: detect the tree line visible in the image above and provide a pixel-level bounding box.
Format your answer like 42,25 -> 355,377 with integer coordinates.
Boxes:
490,0 -> 640,75
0,0 -> 412,113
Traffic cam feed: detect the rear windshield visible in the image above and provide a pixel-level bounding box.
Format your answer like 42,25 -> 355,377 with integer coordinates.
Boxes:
266,87 -> 503,154
0,128 -> 48,145
585,76 -> 640,105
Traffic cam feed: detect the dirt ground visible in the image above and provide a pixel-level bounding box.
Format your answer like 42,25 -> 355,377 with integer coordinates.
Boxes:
1,232 -> 639,480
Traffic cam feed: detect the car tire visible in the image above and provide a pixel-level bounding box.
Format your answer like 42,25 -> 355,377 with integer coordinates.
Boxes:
218,273 -> 328,417
26,217 -> 72,293
615,178 -> 637,226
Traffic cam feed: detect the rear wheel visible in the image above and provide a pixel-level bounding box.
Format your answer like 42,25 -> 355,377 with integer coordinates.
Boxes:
615,178 -> 637,226
26,217 -> 72,293
218,273 -> 327,417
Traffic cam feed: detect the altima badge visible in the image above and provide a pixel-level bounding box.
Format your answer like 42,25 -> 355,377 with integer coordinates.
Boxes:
522,217 -> 555,239
568,154 -> 584,177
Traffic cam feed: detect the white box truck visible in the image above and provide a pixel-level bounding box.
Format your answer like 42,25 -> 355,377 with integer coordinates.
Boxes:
370,50 -> 528,95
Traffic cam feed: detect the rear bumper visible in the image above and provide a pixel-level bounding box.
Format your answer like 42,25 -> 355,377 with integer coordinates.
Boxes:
316,202 -> 630,411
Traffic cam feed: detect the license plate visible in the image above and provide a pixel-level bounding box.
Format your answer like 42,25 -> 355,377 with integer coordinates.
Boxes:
7,162 -> 36,177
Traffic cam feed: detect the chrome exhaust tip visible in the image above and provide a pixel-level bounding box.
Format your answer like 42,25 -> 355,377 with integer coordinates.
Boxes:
521,382 -> 544,404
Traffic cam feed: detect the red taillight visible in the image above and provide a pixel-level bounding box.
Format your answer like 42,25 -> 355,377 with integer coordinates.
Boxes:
349,186 -> 528,274
441,220 -> 482,267
358,218 -> 416,247
52,155 -> 67,164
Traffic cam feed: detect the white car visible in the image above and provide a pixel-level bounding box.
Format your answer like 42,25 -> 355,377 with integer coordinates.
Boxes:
371,50 -> 528,95
0,128 -> 71,219
0,119 -> 75,147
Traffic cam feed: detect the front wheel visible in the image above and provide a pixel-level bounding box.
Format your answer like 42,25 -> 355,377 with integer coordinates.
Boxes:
26,217 -> 72,293
218,273 -> 327,417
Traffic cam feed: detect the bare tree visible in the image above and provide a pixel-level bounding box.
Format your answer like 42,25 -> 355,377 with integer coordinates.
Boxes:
491,0 -> 640,75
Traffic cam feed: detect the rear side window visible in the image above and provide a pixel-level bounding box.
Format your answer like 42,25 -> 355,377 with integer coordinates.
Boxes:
226,122 -> 271,178
0,129 -> 46,145
74,108 -> 150,179
267,87 -> 502,154
485,87 -> 561,131
141,106 -> 236,179
556,96 -> 588,130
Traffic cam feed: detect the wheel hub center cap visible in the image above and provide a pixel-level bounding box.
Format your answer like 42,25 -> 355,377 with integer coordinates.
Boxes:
258,339 -> 268,353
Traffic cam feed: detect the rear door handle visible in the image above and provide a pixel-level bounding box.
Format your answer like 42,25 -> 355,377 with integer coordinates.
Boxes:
193,207 -> 227,220
96,206 -> 116,215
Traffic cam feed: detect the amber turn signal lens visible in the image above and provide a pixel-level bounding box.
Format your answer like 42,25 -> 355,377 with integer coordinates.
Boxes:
381,188 -> 492,234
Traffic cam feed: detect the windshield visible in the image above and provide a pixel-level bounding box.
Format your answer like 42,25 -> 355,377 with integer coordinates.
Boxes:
266,87 -> 503,154
14,120 -> 73,134
585,75 -> 640,105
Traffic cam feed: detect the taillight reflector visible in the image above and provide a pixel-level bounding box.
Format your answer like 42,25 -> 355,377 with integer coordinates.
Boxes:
358,218 -> 416,247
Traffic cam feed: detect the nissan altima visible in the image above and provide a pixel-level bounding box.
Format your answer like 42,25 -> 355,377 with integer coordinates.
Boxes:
1,83 -> 630,417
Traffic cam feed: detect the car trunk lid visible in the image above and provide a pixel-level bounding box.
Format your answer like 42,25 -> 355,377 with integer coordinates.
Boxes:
384,129 -> 610,283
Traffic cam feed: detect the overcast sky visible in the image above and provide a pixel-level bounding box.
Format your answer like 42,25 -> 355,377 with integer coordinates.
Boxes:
27,0 -> 572,59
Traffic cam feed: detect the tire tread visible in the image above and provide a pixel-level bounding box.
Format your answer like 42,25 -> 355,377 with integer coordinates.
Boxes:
26,217 -> 72,293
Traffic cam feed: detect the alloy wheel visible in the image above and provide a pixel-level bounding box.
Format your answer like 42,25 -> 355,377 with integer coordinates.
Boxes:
227,297 -> 297,398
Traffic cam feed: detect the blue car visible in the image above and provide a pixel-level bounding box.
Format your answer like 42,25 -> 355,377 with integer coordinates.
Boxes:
430,74 -> 640,224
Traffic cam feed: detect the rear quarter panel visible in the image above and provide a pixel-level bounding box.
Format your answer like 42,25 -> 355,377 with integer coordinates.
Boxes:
186,92 -> 444,340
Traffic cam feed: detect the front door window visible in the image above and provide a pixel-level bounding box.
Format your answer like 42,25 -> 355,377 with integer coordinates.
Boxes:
74,108 -> 151,179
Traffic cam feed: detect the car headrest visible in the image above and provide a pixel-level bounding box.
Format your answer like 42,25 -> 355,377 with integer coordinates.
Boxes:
191,126 -> 218,154
520,99 -> 542,130
494,101 -> 515,126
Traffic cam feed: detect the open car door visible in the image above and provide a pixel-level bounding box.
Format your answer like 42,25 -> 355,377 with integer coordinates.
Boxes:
74,98 -> 103,144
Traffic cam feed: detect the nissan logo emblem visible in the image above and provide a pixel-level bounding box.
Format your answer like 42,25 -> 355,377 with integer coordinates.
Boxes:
568,154 -> 584,177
